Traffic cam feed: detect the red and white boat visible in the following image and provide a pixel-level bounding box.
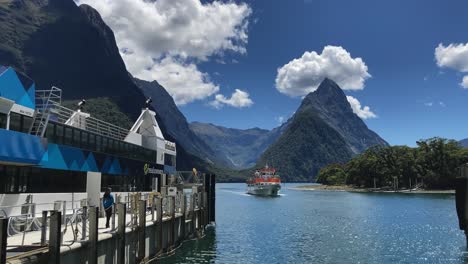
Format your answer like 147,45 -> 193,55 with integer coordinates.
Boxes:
246,165 -> 281,196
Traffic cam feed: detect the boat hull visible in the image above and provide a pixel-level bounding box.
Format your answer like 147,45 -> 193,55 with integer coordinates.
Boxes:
247,184 -> 281,196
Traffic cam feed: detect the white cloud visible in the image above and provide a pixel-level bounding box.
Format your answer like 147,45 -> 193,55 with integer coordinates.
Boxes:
439,101 -> 446,107
424,102 -> 433,107
137,57 -> 219,105
77,0 -> 252,104
275,46 -> 371,97
346,96 -> 377,119
435,43 -> 468,88
210,89 -> 253,109
435,43 -> 468,72
461,75 -> 468,89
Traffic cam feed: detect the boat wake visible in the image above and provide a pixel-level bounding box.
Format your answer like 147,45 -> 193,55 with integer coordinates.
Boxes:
220,189 -> 250,197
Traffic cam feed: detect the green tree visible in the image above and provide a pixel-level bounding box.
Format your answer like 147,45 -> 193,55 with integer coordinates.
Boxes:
316,163 -> 347,185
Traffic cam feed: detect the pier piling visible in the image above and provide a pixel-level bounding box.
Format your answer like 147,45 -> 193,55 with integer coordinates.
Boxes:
81,206 -> 87,240
156,197 -> 163,255
88,206 -> 98,264
49,210 -> 61,264
40,211 -> 47,246
137,199 -> 146,262
1,217 -> 7,264
117,203 -> 126,264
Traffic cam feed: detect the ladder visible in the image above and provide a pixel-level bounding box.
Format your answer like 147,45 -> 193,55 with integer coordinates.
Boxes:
29,86 -> 62,137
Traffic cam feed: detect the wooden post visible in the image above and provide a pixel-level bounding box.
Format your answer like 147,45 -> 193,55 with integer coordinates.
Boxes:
151,196 -> 156,221
41,211 -> 48,246
111,203 -> 116,230
191,194 -> 196,237
81,206 -> 87,240
181,194 -> 186,240
156,197 -> 163,255
137,200 -> 146,262
117,203 -> 126,264
88,206 -> 98,264
49,210 -> 61,264
203,192 -> 208,228
0,217 -> 8,264
169,196 -> 175,250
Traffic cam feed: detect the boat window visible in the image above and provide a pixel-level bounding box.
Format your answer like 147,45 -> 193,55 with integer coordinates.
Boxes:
164,153 -> 176,167
9,112 -> 21,132
20,115 -> 32,133
73,128 -> 80,148
55,124 -> 64,144
81,131 -> 89,149
64,126 -> 73,145
95,134 -> 102,152
0,113 -> 6,129
88,133 -> 95,151
45,122 -> 55,141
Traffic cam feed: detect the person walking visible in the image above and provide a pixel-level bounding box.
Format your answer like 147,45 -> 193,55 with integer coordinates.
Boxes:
103,188 -> 114,228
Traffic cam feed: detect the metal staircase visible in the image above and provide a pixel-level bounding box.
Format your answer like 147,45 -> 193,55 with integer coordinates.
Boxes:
29,87 -> 62,137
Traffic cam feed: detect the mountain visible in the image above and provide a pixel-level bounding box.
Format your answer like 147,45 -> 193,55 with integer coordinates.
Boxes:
0,0 -> 145,119
460,139 -> 468,148
133,78 -> 232,167
189,122 -> 277,168
0,0 -> 212,172
257,78 -> 388,182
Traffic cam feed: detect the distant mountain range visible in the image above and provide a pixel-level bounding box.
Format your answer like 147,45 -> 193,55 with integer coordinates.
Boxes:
189,122 -> 281,168
460,139 -> 468,148
190,79 -> 388,181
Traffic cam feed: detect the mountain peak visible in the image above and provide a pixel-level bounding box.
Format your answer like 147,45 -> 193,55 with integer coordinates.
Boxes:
314,78 -> 345,98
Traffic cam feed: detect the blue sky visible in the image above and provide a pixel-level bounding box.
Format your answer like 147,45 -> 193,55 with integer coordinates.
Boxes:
183,0 -> 468,146
81,0 -> 468,146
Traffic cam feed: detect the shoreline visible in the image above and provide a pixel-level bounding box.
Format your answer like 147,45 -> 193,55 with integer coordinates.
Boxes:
290,184 -> 455,194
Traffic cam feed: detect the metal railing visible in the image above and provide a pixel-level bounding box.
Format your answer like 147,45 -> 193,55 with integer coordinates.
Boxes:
52,104 -> 130,141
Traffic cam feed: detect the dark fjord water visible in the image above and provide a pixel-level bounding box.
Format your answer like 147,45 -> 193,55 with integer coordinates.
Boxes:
160,183 -> 467,263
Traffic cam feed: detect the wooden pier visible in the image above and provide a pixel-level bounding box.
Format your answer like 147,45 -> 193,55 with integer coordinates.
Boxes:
1,174 -> 216,264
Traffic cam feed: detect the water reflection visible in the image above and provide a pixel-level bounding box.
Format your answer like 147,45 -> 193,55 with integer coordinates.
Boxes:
157,183 -> 467,264
158,228 -> 217,264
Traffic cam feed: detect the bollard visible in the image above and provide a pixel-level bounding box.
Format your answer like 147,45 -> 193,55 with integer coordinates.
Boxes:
117,203 -> 126,264
41,211 -> 48,246
81,206 -> 87,240
0,217 -> 8,264
137,200 -> 146,262
88,206 -> 98,264
49,210 -> 61,264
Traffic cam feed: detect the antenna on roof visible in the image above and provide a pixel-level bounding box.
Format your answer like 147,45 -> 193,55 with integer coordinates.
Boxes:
77,99 -> 86,111
145,97 -> 152,109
